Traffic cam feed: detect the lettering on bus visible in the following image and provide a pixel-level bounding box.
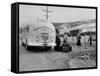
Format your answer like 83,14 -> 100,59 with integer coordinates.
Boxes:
33,26 -> 54,32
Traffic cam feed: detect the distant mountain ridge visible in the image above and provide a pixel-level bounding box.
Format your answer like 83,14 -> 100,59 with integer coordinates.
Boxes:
52,19 -> 96,29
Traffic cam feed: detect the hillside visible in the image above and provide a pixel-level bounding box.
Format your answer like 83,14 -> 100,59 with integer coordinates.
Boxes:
52,19 -> 96,29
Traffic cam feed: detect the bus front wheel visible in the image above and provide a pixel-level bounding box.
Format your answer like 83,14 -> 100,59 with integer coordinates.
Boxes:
26,40 -> 30,50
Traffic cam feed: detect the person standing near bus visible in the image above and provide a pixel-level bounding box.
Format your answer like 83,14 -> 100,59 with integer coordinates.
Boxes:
55,29 -> 61,46
76,33 -> 81,46
63,32 -> 68,44
89,33 -> 92,46
54,29 -> 62,51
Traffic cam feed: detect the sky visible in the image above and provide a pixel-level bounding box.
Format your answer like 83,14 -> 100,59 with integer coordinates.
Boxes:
19,5 -> 96,27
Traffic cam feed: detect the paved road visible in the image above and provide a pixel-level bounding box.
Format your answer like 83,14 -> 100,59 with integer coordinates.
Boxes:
19,44 -> 96,71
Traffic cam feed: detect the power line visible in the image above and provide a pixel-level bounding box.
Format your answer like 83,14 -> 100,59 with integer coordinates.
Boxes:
42,6 -> 53,20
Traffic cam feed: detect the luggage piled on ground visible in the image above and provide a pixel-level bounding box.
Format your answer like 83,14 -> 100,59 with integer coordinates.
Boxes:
54,43 -> 72,53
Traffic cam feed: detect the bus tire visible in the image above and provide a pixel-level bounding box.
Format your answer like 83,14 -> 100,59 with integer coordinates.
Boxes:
46,47 -> 51,50
21,38 -> 25,46
22,42 -> 25,46
26,39 -> 30,50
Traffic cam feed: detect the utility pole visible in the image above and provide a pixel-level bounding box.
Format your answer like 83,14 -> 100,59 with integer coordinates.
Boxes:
42,6 -> 53,20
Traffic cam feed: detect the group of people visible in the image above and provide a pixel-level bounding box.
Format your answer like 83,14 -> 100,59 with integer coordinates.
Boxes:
55,30 -> 72,52
55,30 -> 69,48
76,33 -> 93,47
55,29 -> 93,47
55,31 -> 68,47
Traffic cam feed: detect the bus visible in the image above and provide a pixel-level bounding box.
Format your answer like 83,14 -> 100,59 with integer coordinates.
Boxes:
21,20 -> 56,50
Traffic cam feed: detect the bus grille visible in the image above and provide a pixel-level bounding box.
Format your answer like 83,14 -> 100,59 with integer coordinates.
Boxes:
41,33 -> 49,41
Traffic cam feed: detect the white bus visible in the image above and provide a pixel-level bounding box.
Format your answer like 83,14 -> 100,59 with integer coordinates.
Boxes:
21,20 -> 56,50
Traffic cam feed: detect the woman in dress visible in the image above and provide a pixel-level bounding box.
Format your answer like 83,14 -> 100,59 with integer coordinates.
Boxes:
77,33 -> 81,46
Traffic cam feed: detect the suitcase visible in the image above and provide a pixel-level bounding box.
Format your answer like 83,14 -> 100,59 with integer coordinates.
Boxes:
62,43 -> 72,52
54,46 -> 63,51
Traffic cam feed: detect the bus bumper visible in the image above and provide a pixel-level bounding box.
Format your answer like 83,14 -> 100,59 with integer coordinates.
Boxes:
27,42 -> 56,46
